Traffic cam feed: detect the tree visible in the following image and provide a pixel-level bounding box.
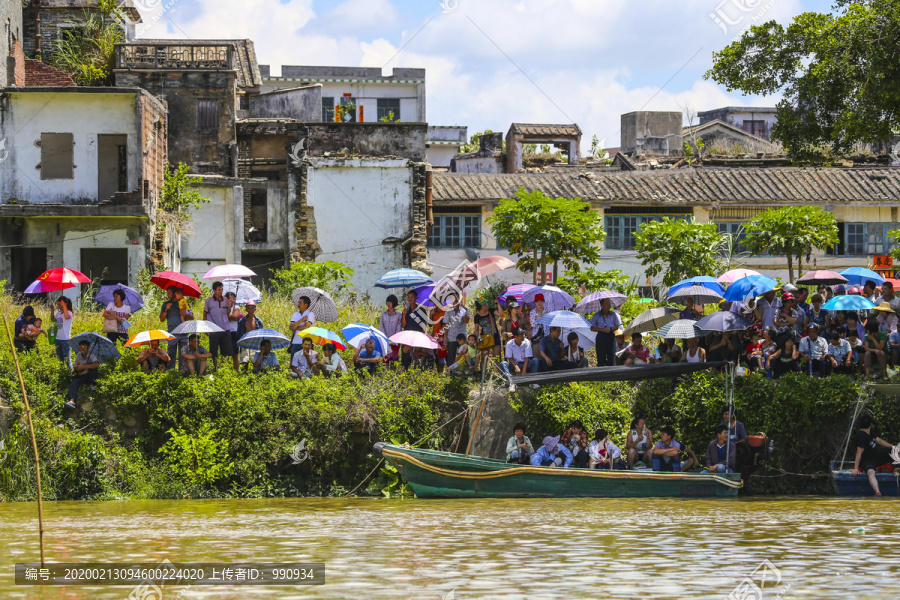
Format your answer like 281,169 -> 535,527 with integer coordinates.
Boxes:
890,230 -> 900,261
705,1 -> 900,160
634,218 -> 725,287
487,188 -> 606,285
743,206 -> 839,282
160,163 -> 209,214
557,267 -> 638,299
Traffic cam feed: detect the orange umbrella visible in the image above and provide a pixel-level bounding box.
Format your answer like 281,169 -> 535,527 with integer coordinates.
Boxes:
124,330 -> 175,348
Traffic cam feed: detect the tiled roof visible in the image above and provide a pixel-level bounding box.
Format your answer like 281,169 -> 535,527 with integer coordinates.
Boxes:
509,123 -> 582,137
433,168 -> 900,205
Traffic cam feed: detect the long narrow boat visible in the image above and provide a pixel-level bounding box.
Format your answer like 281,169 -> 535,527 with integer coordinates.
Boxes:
831,461 -> 900,497
375,443 -> 742,498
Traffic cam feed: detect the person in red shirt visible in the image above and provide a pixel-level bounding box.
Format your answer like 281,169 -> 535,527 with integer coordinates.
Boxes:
621,332 -> 651,365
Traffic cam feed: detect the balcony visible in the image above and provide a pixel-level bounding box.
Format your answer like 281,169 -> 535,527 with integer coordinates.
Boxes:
115,43 -> 234,71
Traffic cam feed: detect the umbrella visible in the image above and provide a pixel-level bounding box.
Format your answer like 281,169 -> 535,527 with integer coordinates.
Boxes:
797,270 -> 848,286
695,311 -> 754,332
412,283 -> 437,308
94,284 -> 145,312
536,310 -> 592,329
375,268 -> 433,289
203,264 -> 256,280
623,307 -> 680,336
290,287 -> 339,322
170,320 -> 224,335
389,330 -> 440,349
221,278 -> 263,306
840,267 -> 885,286
25,267 -> 91,294
342,323 -> 392,354
723,275 -> 778,302
68,332 -> 121,363
668,285 -> 724,306
822,296 -> 876,311
150,271 -> 201,298
497,284 -> 536,306
668,276 -> 725,296
443,256 -> 516,290
655,319 -> 704,339
521,285 -> 575,312
297,326 -> 347,350
574,290 -> 628,314
124,330 -> 175,348
562,326 -> 596,350
881,278 -> 900,290
717,268 -> 761,284
236,328 -> 291,351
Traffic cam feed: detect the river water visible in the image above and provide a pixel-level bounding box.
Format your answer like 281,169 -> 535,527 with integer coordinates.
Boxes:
0,497 -> 898,599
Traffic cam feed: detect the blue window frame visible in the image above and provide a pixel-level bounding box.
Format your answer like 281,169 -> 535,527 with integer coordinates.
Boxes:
429,214 -> 481,248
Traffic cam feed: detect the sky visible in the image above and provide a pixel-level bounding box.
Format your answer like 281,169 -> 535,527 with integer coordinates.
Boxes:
133,0 -> 836,150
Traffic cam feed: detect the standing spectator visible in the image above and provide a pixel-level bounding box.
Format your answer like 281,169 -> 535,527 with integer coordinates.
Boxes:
159,286 -> 187,370
774,292 -> 803,343
13,306 -> 37,353
506,423 -> 534,464
756,290 -> 782,330
826,332 -> 854,374
400,290 -> 425,370
289,295 -> 316,358
796,287 -> 811,312
353,338 -> 382,375
529,294 -> 548,339
53,296 -> 75,368
473,301 -> 500,361
806,294 -> 830,330
204,281 -> 236,370
799,323 -> 830,377
102,289 -> 132,344
890,326 -> 900,368
863,320 -> 889,380
252,339 -> 280,374
703,424 -> 736,473
864,280 -> 881,305
224,292 -> 243,370
442,293 -> 470,366
817,285 -> 833,301
500,327 -> 533,387
429,305 -> 447,374
590,298 -> 622,367
561,419 -> 591,468
290,337 -> 319,378
679,297 -> 702,321
137,340 -> 170,373
720,410 -> 748,446
65,339 -> 99,410
380,294 -> 403,365
181,334 -> 212,376
499,298 -> 523,343
236,300 -> 263,368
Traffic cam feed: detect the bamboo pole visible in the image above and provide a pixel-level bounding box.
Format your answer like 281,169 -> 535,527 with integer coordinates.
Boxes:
465,354 -> 490,458
3,317 -> 46,567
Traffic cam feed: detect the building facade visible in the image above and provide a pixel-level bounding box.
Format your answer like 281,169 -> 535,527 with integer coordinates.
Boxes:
698,106 -> 778,141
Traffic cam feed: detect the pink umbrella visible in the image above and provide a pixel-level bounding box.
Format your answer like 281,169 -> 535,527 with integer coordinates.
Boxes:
203,264 -> 256,280
797,270 -> 848,286
717,268 -> 761,284
444,256 -> 515,290
389,331 -> 440,349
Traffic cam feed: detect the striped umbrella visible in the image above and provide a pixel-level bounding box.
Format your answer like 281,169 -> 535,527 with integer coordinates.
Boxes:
575,290 -> 628,314
536,310 -> 592,329
236,328 -> 291,351
68,332 -> 121,363
654,319 -> 704,339
375,268 -> 433,289
341,323 -> 391,354
297,326 -> 347,350
623,307 -> 680,336
124,330 -> 175,348
290,287 -> 339,322
497,284 -> 537,306
668,285 -> 724,306
170,320 -> 224,335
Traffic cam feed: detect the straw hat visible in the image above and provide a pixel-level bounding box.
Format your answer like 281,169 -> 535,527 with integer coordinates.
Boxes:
613,328 -> 624,336
874,301 -> 896,313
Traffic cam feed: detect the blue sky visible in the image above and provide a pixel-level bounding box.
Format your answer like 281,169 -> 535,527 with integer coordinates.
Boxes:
138,0 -> 836,148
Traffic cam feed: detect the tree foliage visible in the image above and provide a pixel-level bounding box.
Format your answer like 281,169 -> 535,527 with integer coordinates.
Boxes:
270,261 -> 355,297
705,0 -> 900,160
557,268 -> 638,300
52,0 -> 124,86
160,163 -> 210,214
890,230 -> 900,261
634,218 -> 724,287
459,130 -> 504,154
743,206 -> 839,282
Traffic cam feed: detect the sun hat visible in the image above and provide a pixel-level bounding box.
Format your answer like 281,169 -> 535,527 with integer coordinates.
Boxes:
874,301 -> 896,313
534,293 -> 545,302
613,328 -> 624,336
542,435 -> 560,453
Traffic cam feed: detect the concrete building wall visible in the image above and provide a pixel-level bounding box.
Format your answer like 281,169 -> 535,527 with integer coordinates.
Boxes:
451,155 -> 504,174
1,0 -> 23,86
250,85 -> 321,121
425,145 -> 458,169
621,111 -> 683,155
306,122 -> 427,162
180,185 -> 238,279
698,107 -> 777,141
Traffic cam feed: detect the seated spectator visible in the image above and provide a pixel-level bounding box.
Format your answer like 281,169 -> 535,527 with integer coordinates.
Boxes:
875,302 -> 899,334
530,435 -> 573,468
681,337 -> 706,363
565,332 -> 589,368
506,422 -> 534,464
863,320 -> 889,380
614,329 -> 629,365
500,327 -> 534,386
650,338 -> 680,364
703,424 -> 736,473
137,340 -> 171,373
651,426 -> 682,472
806,294 -> 830,330
799,323 -> 830,377
181,334 -> 212,376
626,417 -> 653,467
410,345 -> 435,369
826,332 -> 854,375
620,332 -> 651,365
252,339 -> 280,374
852,415 -> 897,496
708,330 -> 739,363
890,326 -> 900,368
317,342 -> 346,377
561,419 -> 591,468
768,337 -> 799,379
449,334 -> 477,375
588,429 -> 625,469
65,340 -> 100,409
290,337 -> 320,378
353,338 -> 383,375
845,313 -> 865,340
529,327 -> 578,372
745,332 -> 764,370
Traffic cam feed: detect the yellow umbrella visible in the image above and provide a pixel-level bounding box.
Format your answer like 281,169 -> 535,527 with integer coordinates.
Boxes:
298,327 -> 347,350
125,330 -> 175,348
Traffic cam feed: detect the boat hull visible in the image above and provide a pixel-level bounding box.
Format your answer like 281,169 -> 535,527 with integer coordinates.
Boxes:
376,443 -> 741,499
831,461 -> 900,496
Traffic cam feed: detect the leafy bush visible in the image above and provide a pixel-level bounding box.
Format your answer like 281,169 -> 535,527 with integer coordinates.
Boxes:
160,424 -> 234,487
510,382 -> 634,440
269,261 -> 355,298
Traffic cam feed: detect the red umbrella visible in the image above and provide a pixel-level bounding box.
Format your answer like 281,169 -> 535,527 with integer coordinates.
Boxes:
443,255 -> 515,290
797,270 -> 848,286
25,267 -> 91,293
150,271 -> 201,298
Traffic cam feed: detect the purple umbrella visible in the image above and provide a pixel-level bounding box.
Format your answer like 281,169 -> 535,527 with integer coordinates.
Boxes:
575,290 -> 628,314
497,284 -> 537,306
414,283 -> 436,307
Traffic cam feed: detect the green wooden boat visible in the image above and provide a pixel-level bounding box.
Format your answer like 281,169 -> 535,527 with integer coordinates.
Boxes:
374,443 -> 742,499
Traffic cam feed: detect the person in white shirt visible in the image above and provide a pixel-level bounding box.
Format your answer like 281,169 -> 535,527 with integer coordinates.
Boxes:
499,327 -> 534,390
289,296 -> 316,357
756,290 -> 782,330
506,423 -> 534,464
316,342 -> 346,377
565,332 -> 589,368
799,323 -> 830,377
290,337 -> 319,378
588,428 -> 624,469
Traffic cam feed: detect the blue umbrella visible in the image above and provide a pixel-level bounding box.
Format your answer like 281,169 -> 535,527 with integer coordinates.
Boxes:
840,267 -> 885,286
94,284 -> 145,312
341,323 -> 392,354
822,295 -> 876,311
413,283 -> 436,307
236,328 -> 291,351
68,332 -> 121,363
723,275 -> 778,302
536,310 -> 592,329
375,269 -> 433,289
669,276 -> 725,296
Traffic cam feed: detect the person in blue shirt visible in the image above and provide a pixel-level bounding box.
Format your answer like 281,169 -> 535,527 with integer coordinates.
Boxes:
530,435 -> 573,468
651,426 -> 682,472
528,327 -> 578,373
353,338 -> 382,375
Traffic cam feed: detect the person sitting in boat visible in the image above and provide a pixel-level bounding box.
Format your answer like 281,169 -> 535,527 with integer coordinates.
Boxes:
530,435 -> 573,468
674,435 -> 700,471
561,419 -> 591,468
506,422 -> 534,464
702,424 -> 736,473
651,426 -> 682,472
589,429 -> 625,469
852,414 -> 897,497
625,417 -> 653,468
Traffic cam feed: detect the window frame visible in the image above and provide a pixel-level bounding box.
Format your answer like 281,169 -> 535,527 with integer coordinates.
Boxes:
196,98 -> 219,130
376,98 -> 401,121
428,214 -> 482,249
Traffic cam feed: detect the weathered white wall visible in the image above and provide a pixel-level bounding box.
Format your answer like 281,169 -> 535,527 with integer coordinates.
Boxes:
307,158 -> 412,302
181,185 -> 237,280
426,146 -> 458,169
260,80 -> 422,122
0,92 -> 140,203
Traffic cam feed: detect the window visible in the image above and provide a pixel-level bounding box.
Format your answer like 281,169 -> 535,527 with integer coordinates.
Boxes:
605,215 -> 689,250
40,133 -> 74,180
429,215 -> 481,248
322,96 -> 334,123
377,98 -> 401,122
339,96 -> 356,123
716,221 -> 749,253
742,120 -> 767,138
842,222 -> 900,256
246,189 -> 268,243
197,99 -> 219,129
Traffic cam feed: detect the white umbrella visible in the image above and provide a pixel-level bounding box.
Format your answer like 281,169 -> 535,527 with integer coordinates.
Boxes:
222,278 -> 263,306
170,320 -> 224,335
